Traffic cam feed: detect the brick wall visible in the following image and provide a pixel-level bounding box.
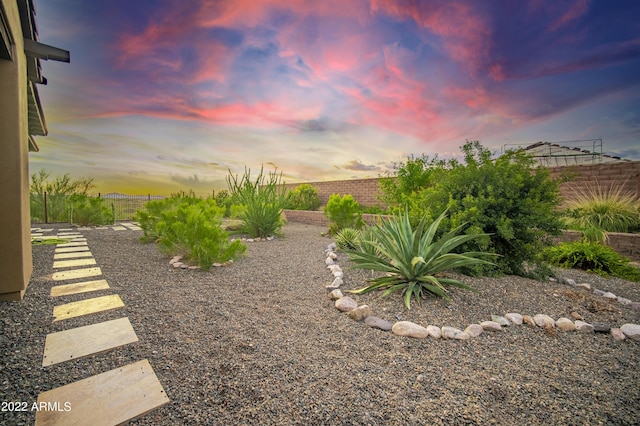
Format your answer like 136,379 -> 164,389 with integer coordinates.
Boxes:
283,178 -> 384,207
283,210 -> 390,227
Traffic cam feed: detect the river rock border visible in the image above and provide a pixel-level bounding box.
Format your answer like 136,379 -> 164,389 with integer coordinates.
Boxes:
323,243 -> 640,342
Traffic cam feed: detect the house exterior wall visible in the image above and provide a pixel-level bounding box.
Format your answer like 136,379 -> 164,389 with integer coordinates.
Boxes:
0,0 -> 33,300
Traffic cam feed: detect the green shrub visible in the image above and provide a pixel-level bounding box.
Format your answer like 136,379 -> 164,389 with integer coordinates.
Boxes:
226,166 -> 289,238
385,141 -> 562,277
30,169 -> 95,223
229,204 -> 247,219
286,184 -> 321,210
324,194 -> 363,234
543,242 -> 640,281
563,181 -> 639,233
346,209 -> 495,309
137,197 -> 245,269
335,228 -> 361,250
69,194 -> 114,226
360,205 -> 386,214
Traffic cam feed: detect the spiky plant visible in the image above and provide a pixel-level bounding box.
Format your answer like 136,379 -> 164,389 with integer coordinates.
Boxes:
346,209 -> 496,309
564,180 -> 639,233
335,228 -> 361,250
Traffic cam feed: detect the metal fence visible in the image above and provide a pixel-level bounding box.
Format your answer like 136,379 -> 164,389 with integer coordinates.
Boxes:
30,192 -> 165,224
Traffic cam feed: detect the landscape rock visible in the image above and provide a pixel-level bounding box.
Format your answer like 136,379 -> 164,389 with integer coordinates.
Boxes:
364,316 -> 392,331
570,311 -> 583,320
576,283 -> 591,291
328,289 -> 343,300
611,328 -> 626,341
505,313 -> 523,325
617,297 -> 632,306
332,271 -> 344,279
620,323 -> 640,341
327,265 -> 342,272
533,314 -> 555,328
348,305 -> 373,321
480,321 -> 502,332
426,325 -> 442,339
593,289 -> 605,297
169,255 -> 182,265
490,315 -> 510,326
562,278 -> 577,286
212,263 -> 222,268
326,277 -> 343,290
629,302 -> 640,311
392,321 -> 429,338
602,292 -> 617,300
328,243 -> 337,251
172,262 -> 183,269
592,323 -> 611,333
464,324 -> 484,337
325,257 -> 335,266
328,252 -> 338,260
523,315 -> 535,326
335,297 -> 358,312
441,326 -> 470,340
555,318 -> 576,331
575,320 -> 594,333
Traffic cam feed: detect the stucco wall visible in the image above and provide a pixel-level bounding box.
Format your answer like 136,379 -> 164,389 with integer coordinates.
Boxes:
0,0 -> 33,300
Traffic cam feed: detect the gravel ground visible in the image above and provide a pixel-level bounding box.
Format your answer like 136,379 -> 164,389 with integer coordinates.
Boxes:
1,222 -> 639,425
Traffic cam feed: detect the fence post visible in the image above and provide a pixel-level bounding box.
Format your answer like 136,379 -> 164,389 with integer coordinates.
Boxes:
148,194 -> 151,202
44,191 -> 48,224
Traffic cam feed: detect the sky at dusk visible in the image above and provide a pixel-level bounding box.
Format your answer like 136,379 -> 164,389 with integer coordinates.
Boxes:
30,0 -> 640,195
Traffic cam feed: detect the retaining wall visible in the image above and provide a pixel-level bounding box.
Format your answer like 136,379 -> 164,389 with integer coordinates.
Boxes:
557,230 -> 640,262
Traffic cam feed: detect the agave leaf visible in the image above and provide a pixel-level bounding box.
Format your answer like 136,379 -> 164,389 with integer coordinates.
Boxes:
437,277 -> 477,291
381,283 -> 409,297
411,256 -> 426,267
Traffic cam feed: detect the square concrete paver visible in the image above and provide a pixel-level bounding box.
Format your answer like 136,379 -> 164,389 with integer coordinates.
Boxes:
56,241 -> 88,248
53,251 -> 94,260
111,226 -> 127,231
53,258 -> 97,269
53,295 -> 124,322
35,359 -> 169,426
52,267 -> 102,281
51,279 -> 110,297
43,317 -> 138,366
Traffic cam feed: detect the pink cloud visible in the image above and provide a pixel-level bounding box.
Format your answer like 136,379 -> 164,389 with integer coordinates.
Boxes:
548,0 -> 590,32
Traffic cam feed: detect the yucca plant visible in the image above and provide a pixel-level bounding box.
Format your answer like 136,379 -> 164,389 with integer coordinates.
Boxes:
346,209 -> 496,309
335,228 -> 361,250
563,180 -> 640,233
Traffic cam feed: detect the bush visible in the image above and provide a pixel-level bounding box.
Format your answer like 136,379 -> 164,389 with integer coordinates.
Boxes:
136,196 -> 245,269
543,242 -> 640,281
30,169 -> 95,223
385,141 -> 562,277
346,209 -> 495,309
563,180 -> 639,233
286,184 -> 321,210
69,194 -> 114,226
324,194 -> 363,234
226,166 -> 289,238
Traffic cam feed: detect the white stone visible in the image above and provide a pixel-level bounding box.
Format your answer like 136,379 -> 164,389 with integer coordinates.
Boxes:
617,297 -> 632,305
335,297 -> 358,312
464,324 -> 484,337
555,318 -> 576,331
392,321 -> 428,338
575,320 -> 594,333
505,313 -> 523,325
490,315 -> 510,326
611,328 -> 626,341
441,326 -> 470,340
426,325 -> 442,339
576,283 -> 591,291
332,271 -> 344,279
328,252 -> 338,260
480,321 -> 502,332
325,257 -> 335,266
533,314 -> 555,328
620,323 -> 640,341
348,305 -> 373,321
172,262 -> 183,269
328,289 -> 343,300
327,265 -> 341,272
602,292 -> 617,300
169,255 -> 183,265
326,277 -> 343,290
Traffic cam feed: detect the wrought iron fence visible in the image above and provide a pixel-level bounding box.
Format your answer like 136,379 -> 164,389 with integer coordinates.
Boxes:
30,192 -> 165,224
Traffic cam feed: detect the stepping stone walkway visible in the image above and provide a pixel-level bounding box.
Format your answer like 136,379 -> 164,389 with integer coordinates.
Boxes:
321,242 -> 640,344
32,230 -> 168,425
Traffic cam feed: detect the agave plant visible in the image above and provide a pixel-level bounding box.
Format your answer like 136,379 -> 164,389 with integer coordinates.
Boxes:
346,209 -> 496,309
335,228 -> 361,250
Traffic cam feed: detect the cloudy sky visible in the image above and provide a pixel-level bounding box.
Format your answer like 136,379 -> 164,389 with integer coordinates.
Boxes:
31,0 -> 640,195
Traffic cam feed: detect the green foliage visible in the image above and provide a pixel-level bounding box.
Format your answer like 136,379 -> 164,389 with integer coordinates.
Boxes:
31,238 -> 71,245
562,181 -> 639,233
346,209 -> 496,309
229,204 -> 247,219
360,205 -> 386,214
135,196 -> 245,269
324,194 -> 364,234
335,228 -> 361,250
30,169 -> 95,223
378,154 -> 449,207
226,166 -> 289,238
69,194 -> 114,226
543,242 -> 640,281
286,184 -> 321,211
385,141 -> 562,277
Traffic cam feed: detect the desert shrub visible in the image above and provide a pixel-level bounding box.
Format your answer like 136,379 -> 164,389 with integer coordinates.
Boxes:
385,141 -> 562,277
543,242 -> 640,281
30,169 -> 95,223
69,194 -> 114,226
136,197 -> 245,269
286,184 -> 321,211
335,228 -> 361,250
229,204 -> 247,219
378,154 -> 449,207
563,180 -> 640,233
324,194 -> 363,234
346,209 -> 495,309
226,166 -> 289,238
360,205 -> 386,214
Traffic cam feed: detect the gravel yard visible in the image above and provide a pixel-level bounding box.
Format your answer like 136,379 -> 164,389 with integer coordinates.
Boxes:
2,222 -> 639,425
